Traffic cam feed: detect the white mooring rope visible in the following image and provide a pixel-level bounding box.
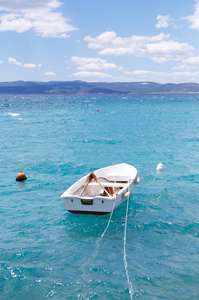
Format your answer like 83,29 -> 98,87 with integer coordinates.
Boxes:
86,195 -> 116,269
141,162 -> 164,186
124,192 -> 134,299
99,195 -> 116,241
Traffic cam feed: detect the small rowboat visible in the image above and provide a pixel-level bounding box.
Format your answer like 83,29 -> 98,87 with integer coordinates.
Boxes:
61,163 -> 139,215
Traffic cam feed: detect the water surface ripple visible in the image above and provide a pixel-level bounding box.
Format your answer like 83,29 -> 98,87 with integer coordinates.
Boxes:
0,95 -> 199,299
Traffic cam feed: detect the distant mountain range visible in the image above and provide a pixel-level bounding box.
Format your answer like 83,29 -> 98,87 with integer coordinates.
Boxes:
1,80 -> 199,95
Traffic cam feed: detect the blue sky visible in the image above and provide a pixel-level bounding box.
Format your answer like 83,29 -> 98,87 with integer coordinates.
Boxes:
1,0 -> 199,83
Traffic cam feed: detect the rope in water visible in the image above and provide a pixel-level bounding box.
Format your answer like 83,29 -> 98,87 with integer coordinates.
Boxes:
99,195 -> 116,241
99,186 -> 135,299
140,163 -> 164,186
80,196 -> 116,273
124,192 -> 134,299
95,190 -> 134,299
91,195 -> 116,265
140,172 -> 158,186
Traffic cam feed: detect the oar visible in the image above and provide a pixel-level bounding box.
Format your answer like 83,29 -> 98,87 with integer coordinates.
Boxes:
80,172 -> 111,197
91,172 -> 111,197
80,172 -> 94,196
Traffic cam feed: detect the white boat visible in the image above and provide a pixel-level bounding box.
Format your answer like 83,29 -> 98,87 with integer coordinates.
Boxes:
61,163 -> 139,215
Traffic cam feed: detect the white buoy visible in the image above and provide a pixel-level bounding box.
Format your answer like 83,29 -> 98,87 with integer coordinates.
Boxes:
156,162 -> 164,172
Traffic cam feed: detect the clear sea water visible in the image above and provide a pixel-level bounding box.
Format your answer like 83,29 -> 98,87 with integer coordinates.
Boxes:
0,95 -> 199,299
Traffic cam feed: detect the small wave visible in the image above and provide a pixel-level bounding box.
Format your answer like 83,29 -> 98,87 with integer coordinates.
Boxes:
3,112 -> 21,117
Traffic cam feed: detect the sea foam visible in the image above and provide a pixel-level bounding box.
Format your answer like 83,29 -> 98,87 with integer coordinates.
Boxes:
4,112 -> 21,117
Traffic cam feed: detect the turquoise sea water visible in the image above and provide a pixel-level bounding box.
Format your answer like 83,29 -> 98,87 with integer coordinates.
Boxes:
0,95 -> 199,299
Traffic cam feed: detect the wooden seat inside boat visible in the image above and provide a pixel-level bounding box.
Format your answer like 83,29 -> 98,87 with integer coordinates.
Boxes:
73,172 -> 130,197
74,181 -> 125,197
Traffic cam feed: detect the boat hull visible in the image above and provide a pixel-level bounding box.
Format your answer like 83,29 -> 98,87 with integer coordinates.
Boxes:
61,163 -> 138,215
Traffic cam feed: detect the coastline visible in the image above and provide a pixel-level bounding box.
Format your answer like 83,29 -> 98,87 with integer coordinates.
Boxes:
1,80 -> 199,95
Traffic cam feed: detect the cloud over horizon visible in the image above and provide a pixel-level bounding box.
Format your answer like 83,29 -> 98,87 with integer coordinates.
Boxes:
71,56 -> 123,71
0,0 -> 78,38
84,31 -> 194,64
8,57 -> 37,68
44,71 -> 56,75
73,71 -> 112,79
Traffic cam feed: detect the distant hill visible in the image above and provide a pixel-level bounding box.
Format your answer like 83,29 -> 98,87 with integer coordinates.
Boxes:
1,80 -> 199,95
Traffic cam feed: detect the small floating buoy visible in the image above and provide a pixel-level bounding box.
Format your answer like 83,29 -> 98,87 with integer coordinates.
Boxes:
16,171 -> 27,181
97,109 -> 99,112
163,109 -> 166,111
156,162 -> 164,172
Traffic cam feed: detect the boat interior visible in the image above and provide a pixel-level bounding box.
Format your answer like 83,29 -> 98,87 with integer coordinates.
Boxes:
74,177 -> 129,198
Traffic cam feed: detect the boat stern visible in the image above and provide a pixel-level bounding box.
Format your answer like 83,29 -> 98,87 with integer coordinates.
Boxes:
61,195 -> 115,215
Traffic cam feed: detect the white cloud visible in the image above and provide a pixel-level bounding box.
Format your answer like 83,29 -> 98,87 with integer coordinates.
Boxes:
0,0 -> 78,38
125,70 -> 155,76
173,56 -> 199,70
84,31 -> 194,64
73,71 -> 112,79
0,60 -> 3,64
186,1 -> 199,30
0,0 -> 60,11
8,57 -> 41,69
23,63 -> 36,68
8,57 -> 21,66
124,70 -> 166,82
44,71 -> 56,75
155,15 -> 173,29
0,14 -> 32,32
123,69 -> 199,83
71,56 -> 123,71
184,56 -> 199,64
